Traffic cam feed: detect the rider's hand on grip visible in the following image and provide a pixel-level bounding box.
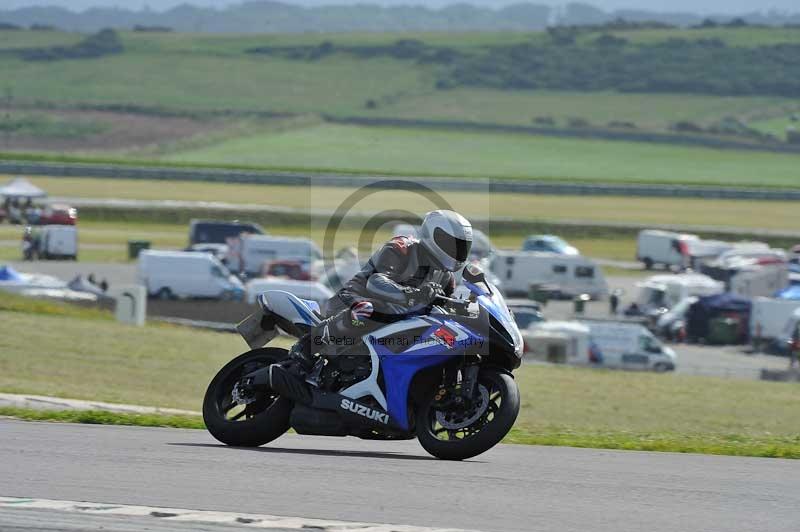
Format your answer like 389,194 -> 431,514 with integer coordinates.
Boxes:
406,282 -> 443,306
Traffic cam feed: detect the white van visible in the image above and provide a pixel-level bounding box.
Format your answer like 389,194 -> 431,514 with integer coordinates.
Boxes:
636,273 -> 723,312
491,250 -> 607,299
138,250 -> 244,300
636,230 -> 698,270
584,321 -> 677,372
228,235 -> 322,276
246,278 -> 334,306
37,225 -> 78,260
750,297 -> 800,341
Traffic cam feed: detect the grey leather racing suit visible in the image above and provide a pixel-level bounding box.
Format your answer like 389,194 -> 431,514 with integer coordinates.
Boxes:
301,235 -> 456,358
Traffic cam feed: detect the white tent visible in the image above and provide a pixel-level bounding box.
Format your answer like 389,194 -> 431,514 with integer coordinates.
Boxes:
0,177 -> 47,199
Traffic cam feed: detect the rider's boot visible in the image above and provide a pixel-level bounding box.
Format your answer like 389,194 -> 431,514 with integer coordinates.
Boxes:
287,334 -> 316,374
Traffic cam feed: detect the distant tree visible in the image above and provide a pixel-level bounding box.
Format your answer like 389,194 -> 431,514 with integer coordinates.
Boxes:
726,18 -> 749,28
364,99 -> 378,110
670,121 -> 704,133
533,116 -> 556,126
594,34 -> 628,47
568,117 -> 591,128
0,22 -> 21,30
607,121 -> 637,129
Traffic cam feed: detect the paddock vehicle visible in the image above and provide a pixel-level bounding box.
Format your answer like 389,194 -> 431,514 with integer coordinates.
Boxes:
491,250 -> 607,300
203,265 -> 522,460
138,250 -> 243,300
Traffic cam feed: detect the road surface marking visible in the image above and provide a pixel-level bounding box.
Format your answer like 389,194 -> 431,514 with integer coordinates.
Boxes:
0,497 -> 474,531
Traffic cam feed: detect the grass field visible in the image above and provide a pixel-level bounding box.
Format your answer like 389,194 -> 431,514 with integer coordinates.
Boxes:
20,175 -> 800,231
2,29 -> 800,188
1,295 -> 798,458
369,89 -> 793,130
158,124 -> 800,188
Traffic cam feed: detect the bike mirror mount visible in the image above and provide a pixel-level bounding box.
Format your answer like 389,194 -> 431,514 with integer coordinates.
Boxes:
463,263 -> 492,295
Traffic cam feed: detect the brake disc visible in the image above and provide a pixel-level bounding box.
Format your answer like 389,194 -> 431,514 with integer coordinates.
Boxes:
435,384 -> 490,430
231,382 -> 256,406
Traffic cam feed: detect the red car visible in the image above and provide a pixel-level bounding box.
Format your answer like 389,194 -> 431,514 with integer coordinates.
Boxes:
39,203 -> 78,225
260,260 -> 311,281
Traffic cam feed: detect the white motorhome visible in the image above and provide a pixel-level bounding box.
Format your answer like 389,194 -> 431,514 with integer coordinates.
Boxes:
246,278 -> 334,306
750,297 -> 800,341
777,308 -> 800,350
522,321 -> 593,364
636,230 -> 698,270
584,321 -> 677,372
636,273 -> 723,312
138,251 -> 244,300
491,250 -> 607,299
684,240 -> 769,269
228,235 -> 322,276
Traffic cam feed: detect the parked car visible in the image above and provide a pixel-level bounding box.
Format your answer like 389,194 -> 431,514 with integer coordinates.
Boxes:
260,260 -> 311,281
38,203 -> 77,226
506,299 -> 545,330
138,250 -> 244,300
654,296 -> 698,340
491,250 -> 607,299
188,219 -> 264,247
636,230 -> 698,270
522,235 -> 578,255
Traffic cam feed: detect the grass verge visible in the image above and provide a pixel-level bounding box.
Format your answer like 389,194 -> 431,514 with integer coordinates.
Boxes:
505,428 -> 800,459
0,407 -> 203,430
2,305 -> 800,458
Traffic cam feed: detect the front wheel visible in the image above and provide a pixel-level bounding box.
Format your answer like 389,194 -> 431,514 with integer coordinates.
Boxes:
203,347 -> 292,447
416,369 -> 520,461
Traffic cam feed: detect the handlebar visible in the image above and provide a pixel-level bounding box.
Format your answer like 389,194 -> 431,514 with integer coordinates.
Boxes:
434,294 -> 471,313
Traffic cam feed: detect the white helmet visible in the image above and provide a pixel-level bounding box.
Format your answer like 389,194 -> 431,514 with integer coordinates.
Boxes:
418,210 -> 473,272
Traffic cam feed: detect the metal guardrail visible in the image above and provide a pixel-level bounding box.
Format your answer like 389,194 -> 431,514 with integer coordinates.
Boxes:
3,160 -> 800,201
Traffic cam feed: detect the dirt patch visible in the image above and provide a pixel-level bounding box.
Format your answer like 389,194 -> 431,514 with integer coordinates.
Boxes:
0,107 -> 225,152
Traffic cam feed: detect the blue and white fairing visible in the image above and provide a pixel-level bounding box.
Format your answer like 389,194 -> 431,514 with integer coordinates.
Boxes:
465,279 -> 524,358
258,282 -> 521,431
340,279 -> 521,430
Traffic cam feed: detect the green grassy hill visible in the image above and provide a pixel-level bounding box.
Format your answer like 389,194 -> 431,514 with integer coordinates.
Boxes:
1,27 -> 799,186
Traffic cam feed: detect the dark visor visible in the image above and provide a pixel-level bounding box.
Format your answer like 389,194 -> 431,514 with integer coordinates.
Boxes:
433,227 -> 471,262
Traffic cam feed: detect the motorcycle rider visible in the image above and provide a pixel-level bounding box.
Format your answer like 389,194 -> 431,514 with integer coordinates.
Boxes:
288,209 -> 473,370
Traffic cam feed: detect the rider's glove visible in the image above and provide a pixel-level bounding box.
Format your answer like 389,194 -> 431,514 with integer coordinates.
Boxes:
405,282 -> 443,307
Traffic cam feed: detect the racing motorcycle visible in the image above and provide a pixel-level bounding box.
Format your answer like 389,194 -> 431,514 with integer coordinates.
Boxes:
202,265 -> 522,460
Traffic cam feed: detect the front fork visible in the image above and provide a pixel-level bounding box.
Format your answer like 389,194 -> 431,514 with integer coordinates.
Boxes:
433,357 -> 481,410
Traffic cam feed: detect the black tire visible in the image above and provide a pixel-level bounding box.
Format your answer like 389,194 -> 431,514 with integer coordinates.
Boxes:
643,257 -> 654,270
416,369 -> 520,461
202,347 -> 293,447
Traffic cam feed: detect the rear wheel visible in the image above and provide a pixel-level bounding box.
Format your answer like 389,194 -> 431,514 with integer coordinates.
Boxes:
643,257 -> 654,270
202,347 -> 292,447
416,369 -> 520,461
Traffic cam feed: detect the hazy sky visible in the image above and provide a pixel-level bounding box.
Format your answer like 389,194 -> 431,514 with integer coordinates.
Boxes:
3,1 -> 799,15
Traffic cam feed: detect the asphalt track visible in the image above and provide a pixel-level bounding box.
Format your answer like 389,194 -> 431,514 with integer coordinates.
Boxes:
1,420 -> 799,532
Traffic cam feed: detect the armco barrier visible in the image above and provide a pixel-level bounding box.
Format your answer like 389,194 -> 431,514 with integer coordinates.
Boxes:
2,160 -> 800,201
